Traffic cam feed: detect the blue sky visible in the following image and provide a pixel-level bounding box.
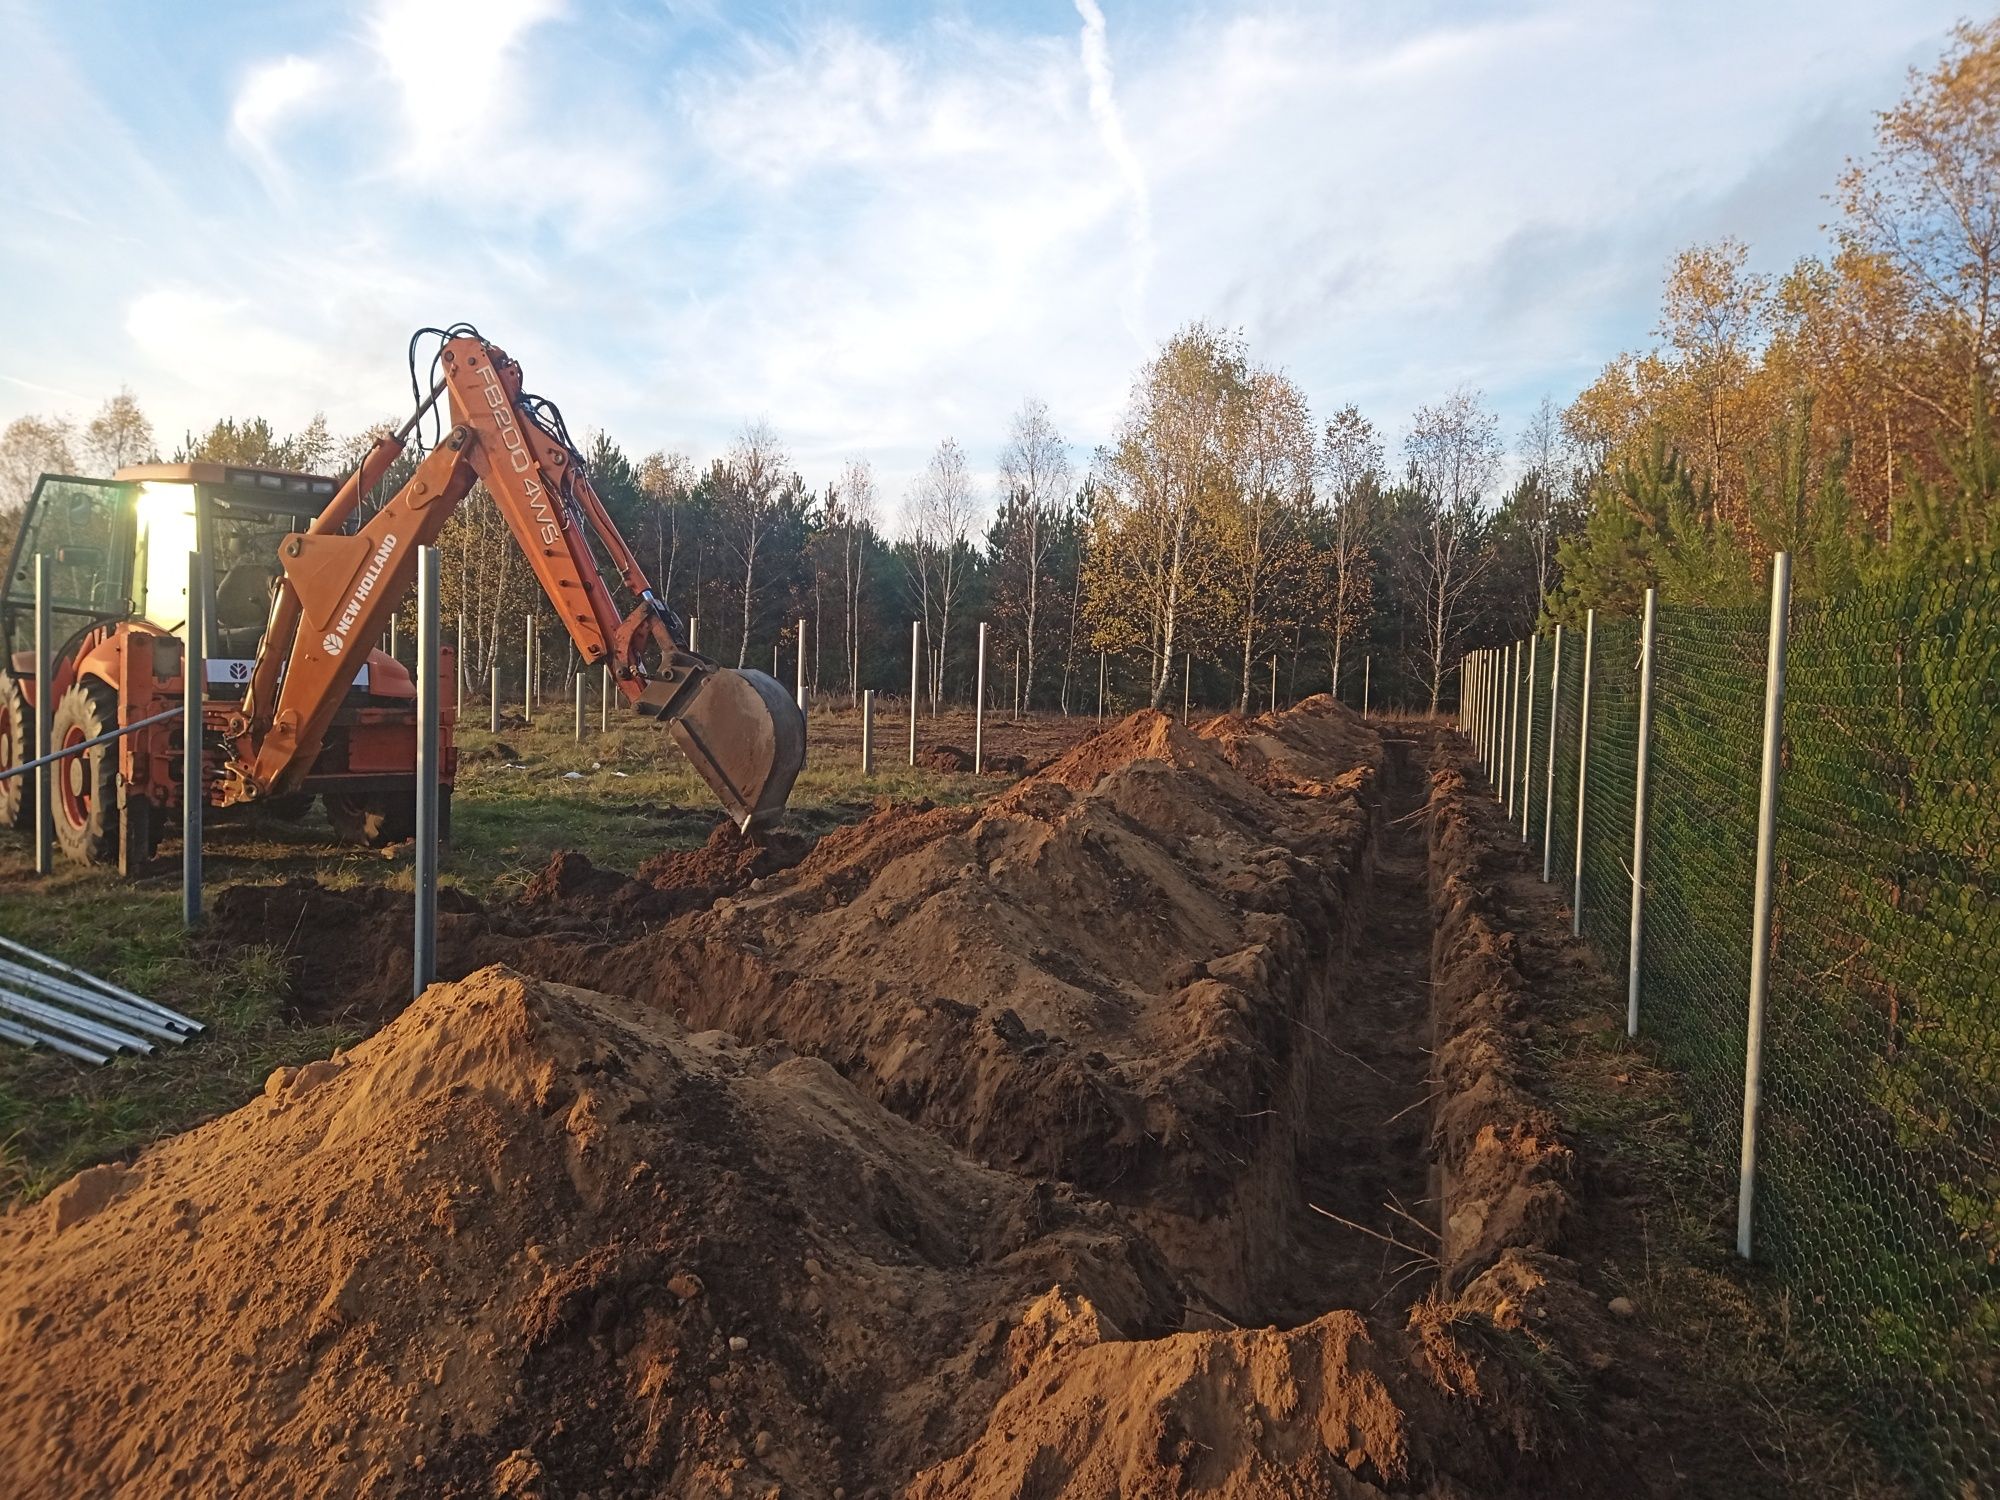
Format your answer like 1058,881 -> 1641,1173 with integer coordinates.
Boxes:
0,0 -> 1969,511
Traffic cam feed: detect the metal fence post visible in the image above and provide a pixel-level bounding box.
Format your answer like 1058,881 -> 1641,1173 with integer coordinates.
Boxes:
1506,641 -> 1522,814
861,689 -> 874,774
796,616 -> 807,710
1182,653 -> 1191,725
456,613 -> 465,715
909,621 -> 920,766
1572,609 -> 1595,935
414,546 -> 440,998
1543,625 -> 1562,881
688,614 -> 699,654
1628,590 -> 1659,1037
490,663 -> 501,733
1738,553 -> 1792,1261
1098,650 -> 1107,722
523,613 -> 533,724
182,552 -> 204,927
601,664 -> 611,732
573,672 -> 584,742
1521,635 -> 1538,840
1269,654 -> 1277,714
1363,655 -> 1371,717
32,556 -> 52,876
974,622 -> 988,774
1490,649 -> 1503,774
1467,652 -> 1478,752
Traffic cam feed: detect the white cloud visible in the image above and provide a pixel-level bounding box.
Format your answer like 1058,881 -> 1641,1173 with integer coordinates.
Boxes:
368,0 -> 566,170
228,55 -> 331,181
1073,0 -> 1153,337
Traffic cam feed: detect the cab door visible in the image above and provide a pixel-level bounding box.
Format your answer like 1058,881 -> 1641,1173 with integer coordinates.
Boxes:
1,477 -> 138,672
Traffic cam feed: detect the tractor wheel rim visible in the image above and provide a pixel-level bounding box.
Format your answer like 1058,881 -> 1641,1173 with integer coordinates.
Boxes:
58,726 -> 89,828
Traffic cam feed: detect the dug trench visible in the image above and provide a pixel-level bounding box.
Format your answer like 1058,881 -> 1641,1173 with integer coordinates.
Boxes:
0,700 -> 1780,1497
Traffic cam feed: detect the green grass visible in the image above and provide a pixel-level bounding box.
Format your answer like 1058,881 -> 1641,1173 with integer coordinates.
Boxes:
0,874 -> 358,1202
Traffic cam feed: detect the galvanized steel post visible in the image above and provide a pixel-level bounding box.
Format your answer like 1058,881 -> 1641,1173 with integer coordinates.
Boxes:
1737,554 -> 1792,1261
182,552 -> 204,927
1572,610 -> 1595,935
861,689 -> 874,775
1097,650 -> 1106,722
909,621 -> 920,766
1521,635 -> 1538,840
1627,589 -> 1659,1037
414,546 -> 441,998
601,664 -> 611,732
1543,626 -> 1562,882
974,623 -> 988,774
1362,655 -> 1371,717
523,613 -> 533,724
573,672 -> 584,742
33,556 -> 52,876
796,616 -> 807,710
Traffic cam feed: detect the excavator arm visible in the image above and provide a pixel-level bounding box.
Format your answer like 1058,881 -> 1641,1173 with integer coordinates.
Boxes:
221,329 -> 806,831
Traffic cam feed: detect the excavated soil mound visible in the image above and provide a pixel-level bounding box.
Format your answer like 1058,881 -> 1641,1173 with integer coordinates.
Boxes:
0,968 -> 1182,1499
549,700 -> 1380,1319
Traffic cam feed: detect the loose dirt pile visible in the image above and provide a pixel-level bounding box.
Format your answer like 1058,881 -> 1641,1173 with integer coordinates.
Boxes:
0,699 -> 1750,1497
0,968 -> 1180,1498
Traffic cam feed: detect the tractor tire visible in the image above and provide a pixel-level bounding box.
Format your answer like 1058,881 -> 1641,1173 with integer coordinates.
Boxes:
0,671 -> 32,830
50,680 -> 121,867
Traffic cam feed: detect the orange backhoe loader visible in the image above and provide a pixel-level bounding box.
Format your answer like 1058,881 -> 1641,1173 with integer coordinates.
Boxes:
0,325 -> 805,870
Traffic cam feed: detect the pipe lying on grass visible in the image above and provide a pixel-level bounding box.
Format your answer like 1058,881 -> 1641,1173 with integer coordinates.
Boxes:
0,959 -> 195,1042
0,990 -> 153,1055
0,936 -> 203,1064
0,934 -> 203,1033
0,1013 -> 110,1066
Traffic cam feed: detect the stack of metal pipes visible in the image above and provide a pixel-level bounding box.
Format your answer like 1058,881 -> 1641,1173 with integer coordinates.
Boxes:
0,935 -> 203,1065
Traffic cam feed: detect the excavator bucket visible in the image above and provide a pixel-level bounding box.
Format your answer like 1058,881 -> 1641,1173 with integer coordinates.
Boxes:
664,668 -> 806,833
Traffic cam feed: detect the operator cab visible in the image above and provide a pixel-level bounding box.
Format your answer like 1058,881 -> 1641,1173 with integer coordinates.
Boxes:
118,463 -> 336,662
2,463 -> 340,679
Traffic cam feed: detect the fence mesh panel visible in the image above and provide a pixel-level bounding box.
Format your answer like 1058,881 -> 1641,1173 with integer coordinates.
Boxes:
1547,630 -> 1584,892
1472,562 -> 1998,1496
1521,636 -> 1551,852
1759,566 -> 2000,1488
1635,604 -> 1764,1135
1580,618 -> 1640,985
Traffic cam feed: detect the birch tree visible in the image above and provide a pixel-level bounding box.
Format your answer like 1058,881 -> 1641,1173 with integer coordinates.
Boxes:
1222,367 -> 1313,712
991,398 -> 1072,712
723,421 -> 788,667
1316,403 -> 1382,694
1085,322 -> 1247,709
1401,388 -> 1501,711
902,438 -> 976,709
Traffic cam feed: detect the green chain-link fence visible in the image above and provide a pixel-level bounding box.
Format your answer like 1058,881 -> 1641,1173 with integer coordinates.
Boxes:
1459,555 -> 1999,1496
